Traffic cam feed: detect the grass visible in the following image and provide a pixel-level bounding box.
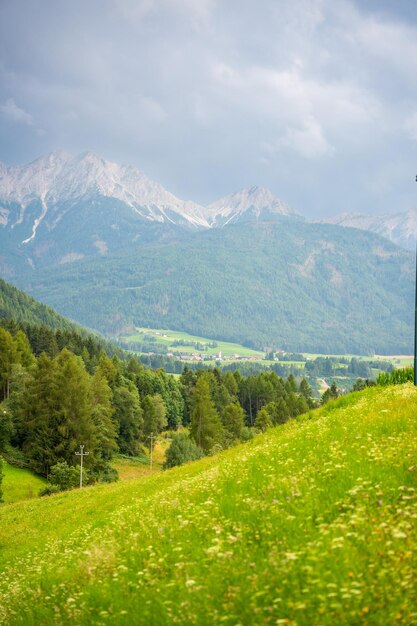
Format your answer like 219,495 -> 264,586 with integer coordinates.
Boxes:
112,439 -> 169,480
1,461 -> 46,504
123,327 -> 265,358
1,384 -> 417,624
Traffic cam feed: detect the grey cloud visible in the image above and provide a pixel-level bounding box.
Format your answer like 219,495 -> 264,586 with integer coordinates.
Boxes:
0,0 -> 416,216
0,98 -> 34,125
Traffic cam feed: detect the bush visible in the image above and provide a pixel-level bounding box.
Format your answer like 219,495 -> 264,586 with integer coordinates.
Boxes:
240,426 -> 254,442
163,434 -> 204,469
96,465 -> 119,483
39,484 -> 61,497
48,461 -> 85,490
39,460 -> 93,495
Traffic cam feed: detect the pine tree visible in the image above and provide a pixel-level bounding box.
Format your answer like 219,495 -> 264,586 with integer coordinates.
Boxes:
299,378 -> 314,407
51,349 -> 96,469
190,374 -> 223,454
90,368 -> 118,475
254,407 -> 272,433
113,383 -> 143,456
19,353 -> 59,476
14,330 -> 35,368
273,397 -> 290,424
222,403 -> 244,441
142,394 -> 167,446
0,328 -> 17,400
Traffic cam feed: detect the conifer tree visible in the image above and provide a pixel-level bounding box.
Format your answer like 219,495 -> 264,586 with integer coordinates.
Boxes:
223,371 -> 238,399
142,394 -> 167,446
51,349 -> 96,468
222,403 -> 244,441
19,353 -> 59,476
254,407 -> 272,432
273,397 -> 290,424
0,328 -> 17,400
299,378 -> 314,407
90,368 -> 118,474
113,382 -> 143,456
190,374 -> 223,454
14,330 -> 35,368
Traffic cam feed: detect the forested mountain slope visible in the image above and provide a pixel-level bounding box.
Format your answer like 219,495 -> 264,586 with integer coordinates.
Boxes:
15,220 -> 414,355
1,384 -> 417,624
0,277 -> 85,331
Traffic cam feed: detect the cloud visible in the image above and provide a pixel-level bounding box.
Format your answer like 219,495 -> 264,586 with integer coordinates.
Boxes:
282,117 -> 334,158
405,112 -> 417,140
0,98 -> 33,126
0,0 -> 416,215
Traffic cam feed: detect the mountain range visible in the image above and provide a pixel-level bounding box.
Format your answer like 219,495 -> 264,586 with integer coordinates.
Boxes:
0,151 -> 297,274
0,151 -> 415,354
321,209 -> 417,251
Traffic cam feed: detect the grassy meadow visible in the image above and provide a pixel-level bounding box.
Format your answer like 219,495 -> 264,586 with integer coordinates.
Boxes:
122,327 -> 266,358
1,384 -> 417,624
1,461 -> 46,504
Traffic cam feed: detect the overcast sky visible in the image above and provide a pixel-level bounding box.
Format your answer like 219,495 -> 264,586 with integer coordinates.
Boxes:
0,0 -> 416,217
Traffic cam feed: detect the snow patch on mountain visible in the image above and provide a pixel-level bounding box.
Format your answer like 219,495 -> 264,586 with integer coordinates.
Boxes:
0,151 -> 209,244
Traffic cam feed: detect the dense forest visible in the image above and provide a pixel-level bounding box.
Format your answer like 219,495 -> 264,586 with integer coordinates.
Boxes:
0,316 -> 316,496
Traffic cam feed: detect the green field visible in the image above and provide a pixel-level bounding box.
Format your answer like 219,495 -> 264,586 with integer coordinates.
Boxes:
1,461 -> 46,504
122,327 -> 265,358
123,327 -> 412,367
1,384 -> 417,624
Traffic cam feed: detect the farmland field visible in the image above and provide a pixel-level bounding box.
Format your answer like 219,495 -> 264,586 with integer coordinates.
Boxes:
1,384 -> 417,624
120,327 -> 266,358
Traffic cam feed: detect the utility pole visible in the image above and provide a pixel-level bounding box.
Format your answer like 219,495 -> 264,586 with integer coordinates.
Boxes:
75,445 -> 89,488
148,432 -> 155,471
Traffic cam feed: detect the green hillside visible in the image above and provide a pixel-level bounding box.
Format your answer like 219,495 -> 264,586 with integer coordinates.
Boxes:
0,277 -> 85,332
1,461 -> 46,504
1,384 -> 417,625
14,220 -> 414,354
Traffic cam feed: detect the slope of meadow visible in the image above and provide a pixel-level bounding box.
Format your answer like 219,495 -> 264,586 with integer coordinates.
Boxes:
1,462 -> 46,504
1,385 -> 417,625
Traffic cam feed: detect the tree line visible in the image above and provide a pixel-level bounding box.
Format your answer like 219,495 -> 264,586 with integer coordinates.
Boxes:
0,320 -> 319,497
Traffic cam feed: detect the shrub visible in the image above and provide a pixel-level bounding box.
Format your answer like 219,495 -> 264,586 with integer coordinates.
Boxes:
163,434 -> 204,469
40,460 -> 94,495
39,484 -> 61,497
239,426 -> 254,442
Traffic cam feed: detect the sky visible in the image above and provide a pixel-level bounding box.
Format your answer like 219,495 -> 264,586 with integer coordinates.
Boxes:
0,0 -> 416,217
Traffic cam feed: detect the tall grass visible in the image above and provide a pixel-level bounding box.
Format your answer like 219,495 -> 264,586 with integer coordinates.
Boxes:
1,384 -> 417,625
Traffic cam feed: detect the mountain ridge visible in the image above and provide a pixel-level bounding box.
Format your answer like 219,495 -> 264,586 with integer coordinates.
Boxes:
0,151 -> 296,270
320,207 -> 417,250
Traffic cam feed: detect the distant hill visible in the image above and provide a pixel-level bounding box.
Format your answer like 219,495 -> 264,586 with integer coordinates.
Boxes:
0,277 -> 84,332
0,277 -> 129,361
13,220 -> 414,355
